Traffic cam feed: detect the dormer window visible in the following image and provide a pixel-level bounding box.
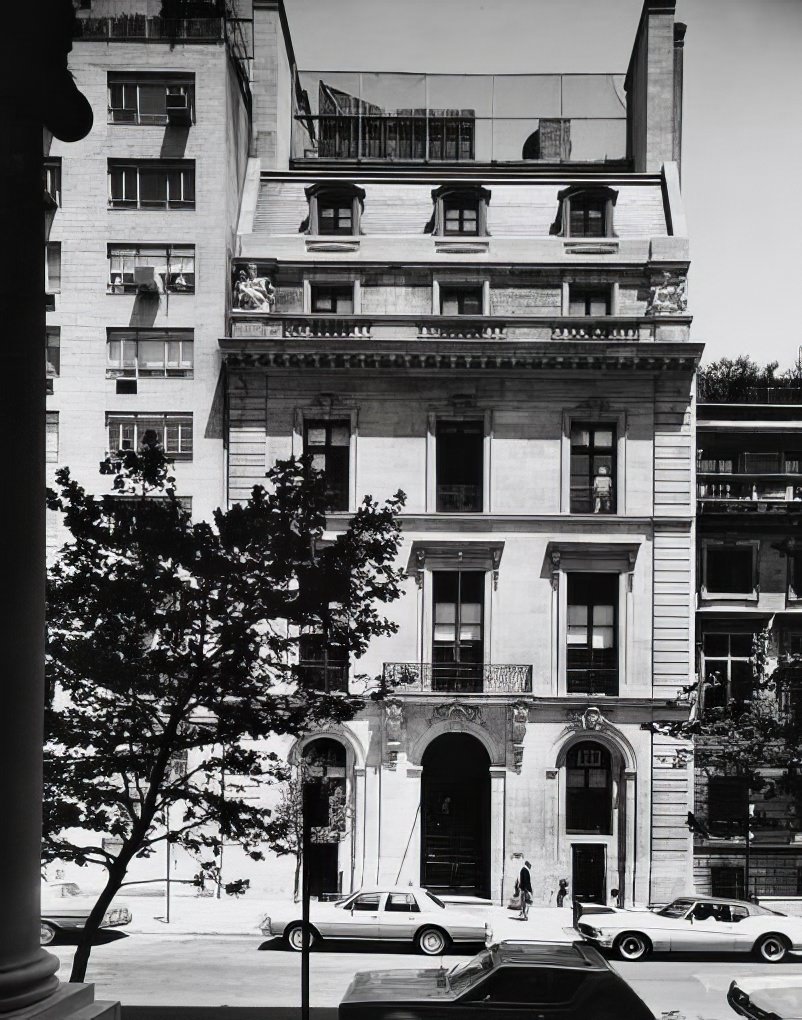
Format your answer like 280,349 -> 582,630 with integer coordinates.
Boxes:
304,183 -> 365,236
429,185 -> 490,237
551,186 -> 618,239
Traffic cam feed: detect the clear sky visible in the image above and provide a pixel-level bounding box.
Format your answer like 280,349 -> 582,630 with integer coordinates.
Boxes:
282,0 -> 802,367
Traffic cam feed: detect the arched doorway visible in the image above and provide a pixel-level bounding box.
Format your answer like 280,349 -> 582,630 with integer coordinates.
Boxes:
564,740 -> 614,905
302,738 -> 346,898
421,733 -> 490,898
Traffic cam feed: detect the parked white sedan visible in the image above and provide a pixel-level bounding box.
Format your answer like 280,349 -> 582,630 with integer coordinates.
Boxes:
576,896 -> 802,963
40,882 -> 132,945
260,886 -> 490,955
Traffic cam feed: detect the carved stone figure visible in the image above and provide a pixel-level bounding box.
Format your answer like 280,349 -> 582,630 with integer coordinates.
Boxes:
647,271 -> 688,315
385,699 -> 404,743
233,263 -> 276,311
511,701 -> 529,745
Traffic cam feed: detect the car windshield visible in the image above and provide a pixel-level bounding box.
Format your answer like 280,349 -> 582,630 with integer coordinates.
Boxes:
448,949 -> 494,993
656,899 -> 694,918
425,891 -> 446,910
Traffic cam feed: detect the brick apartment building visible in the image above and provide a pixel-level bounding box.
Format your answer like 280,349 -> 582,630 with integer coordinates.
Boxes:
48,0 -> 701,907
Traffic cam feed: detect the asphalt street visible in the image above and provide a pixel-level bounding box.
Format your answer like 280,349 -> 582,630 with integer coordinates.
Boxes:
48,931 -> 802,1019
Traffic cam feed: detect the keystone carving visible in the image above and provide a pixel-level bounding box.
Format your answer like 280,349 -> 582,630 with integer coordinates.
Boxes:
431,702 -> 482,725
647,271 -> 687,316
566,705 -> 609,732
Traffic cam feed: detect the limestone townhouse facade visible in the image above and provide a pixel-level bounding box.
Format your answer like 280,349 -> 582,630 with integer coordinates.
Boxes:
48,0 -> 701,907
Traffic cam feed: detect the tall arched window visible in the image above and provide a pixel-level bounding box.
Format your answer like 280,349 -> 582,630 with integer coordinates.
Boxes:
566,741 -> 612,834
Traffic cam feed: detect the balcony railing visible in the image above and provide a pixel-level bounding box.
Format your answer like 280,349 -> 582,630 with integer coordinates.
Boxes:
292,72 -> 627,165
383,662 -> 532,694
284,317 -> 372,339
419,320 -> 507,340
436,484 -> 482,513
74,15 -> 225,42
566,650 -> 618,695
228,313 -> 666,343
296,661 -> 349,694
697,475 -> 802,513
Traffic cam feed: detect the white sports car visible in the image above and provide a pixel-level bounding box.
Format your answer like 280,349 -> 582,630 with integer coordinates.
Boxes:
576,896 -> 802,963
259,886 -> 490,955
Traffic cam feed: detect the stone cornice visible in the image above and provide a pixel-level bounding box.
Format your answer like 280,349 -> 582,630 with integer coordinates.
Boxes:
221,338 -> 703,373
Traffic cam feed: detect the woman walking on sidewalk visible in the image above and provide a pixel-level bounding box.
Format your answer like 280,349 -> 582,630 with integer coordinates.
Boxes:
518,860 -> 533,920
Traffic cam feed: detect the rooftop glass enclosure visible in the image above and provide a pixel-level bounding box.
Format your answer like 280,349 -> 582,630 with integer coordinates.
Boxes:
292,72 -> 627,164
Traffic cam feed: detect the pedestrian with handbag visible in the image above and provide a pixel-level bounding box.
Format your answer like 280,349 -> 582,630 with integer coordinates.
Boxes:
518,859 -> 533,920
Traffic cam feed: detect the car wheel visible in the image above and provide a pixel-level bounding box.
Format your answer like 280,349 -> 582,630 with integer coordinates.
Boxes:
285,923 -> 317,952
416,927 -> 450,956
754,933 -> 789,963
614,931 -> 651,962
40,923 -> 57,946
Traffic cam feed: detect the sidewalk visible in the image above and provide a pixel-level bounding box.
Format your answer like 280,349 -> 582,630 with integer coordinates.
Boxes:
125,893 -> 577,942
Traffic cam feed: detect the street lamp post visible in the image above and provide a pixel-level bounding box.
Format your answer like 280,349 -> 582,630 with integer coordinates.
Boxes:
301,781 -> 313,1020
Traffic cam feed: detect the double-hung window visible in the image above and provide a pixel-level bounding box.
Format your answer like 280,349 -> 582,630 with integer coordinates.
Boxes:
303,420 -> 350,511
566,573 -> 618,695
570,424 -> 615,514
108,160 -> 195,209
701,632 -> 754,712
568,285 -> 611,316
44,158 -> 61,207
106,329 -> 193,379
440,286 -> 483,316
430,185 -> 490,236
108,73 -> 194,125
310,285 -> 354,315
107,413 -> 193,460
108,244 -> 195,293
46,327 -> 60,379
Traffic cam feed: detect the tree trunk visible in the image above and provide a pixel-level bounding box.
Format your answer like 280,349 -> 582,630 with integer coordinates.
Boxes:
69,864 -> 128,983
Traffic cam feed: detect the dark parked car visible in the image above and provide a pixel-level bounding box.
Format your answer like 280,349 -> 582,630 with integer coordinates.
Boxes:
728,978 -> 802,1019
338,939 -> 656,1019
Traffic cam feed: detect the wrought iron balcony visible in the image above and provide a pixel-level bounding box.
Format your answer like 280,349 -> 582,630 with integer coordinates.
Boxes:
74,15 -> 224,42
383,662 -> 532,694
436,484 -> 483,513
566,650 -> 618,695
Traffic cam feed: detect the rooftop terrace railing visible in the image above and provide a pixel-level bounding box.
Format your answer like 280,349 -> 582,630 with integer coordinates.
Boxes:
292,71 -> 627,165
74,15 -> 225,42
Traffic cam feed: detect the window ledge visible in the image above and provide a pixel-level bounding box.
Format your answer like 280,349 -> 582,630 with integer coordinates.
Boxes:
434,238 -> 490,255
305,237 -> 360,253
700,589 -> 759,602
563,239 -> 619,255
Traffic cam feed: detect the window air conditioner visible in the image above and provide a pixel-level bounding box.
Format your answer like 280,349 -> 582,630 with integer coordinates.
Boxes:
166,93 -> 192,126
134,266 -> 160,293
